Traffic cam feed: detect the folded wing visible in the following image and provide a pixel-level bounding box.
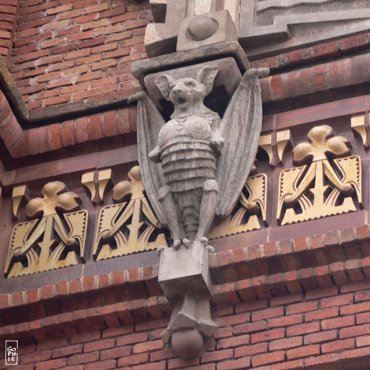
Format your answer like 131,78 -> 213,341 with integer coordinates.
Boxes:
216,69 -> 267,216
136,94 -> 167,226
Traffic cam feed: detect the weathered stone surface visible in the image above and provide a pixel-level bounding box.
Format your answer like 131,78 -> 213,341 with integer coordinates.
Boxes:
132,41 -> 250,84
145,0 -> 240,57
136,60 -> 267,358
186,16 -> 219,41
143,57 -> 241,113
177,10 -> 237,52
158,244 -> 213,298
172,328 -> 204,358
150,0 -> 167,22
161,293 -> 217,358
145,0 -> 187,57
240,0 -> 370,58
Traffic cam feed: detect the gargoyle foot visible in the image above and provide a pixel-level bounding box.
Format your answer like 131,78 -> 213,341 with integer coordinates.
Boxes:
199,237 -> 208,247
197,237 -> 215,253
157,246 -> 165,255
182,239 -> 192,249
173,240 -> 182,250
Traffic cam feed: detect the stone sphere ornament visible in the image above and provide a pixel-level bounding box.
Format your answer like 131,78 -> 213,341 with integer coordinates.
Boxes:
172,329 -> 204,358
186,15 -> 219,41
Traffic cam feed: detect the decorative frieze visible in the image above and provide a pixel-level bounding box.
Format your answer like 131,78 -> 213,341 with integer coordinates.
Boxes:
209,171 -> 267,238
258,133 -> 274,165
11,185 -> 29,219
259,129 -> 291,166
277,125 -> 362,225
4,181 -> 87,278
93,166 -> 167,261
81,171 -> 96,203
351,114 -> 368,149
81,169 -> 113,204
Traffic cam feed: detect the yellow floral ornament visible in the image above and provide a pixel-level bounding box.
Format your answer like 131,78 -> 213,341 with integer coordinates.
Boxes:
93,166 -> 167,260
278,125 -> 362,225
293,125 -> 350,163
5,181 -> 88,278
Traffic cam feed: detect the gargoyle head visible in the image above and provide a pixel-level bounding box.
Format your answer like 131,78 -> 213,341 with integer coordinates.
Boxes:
155,65 -> 218,112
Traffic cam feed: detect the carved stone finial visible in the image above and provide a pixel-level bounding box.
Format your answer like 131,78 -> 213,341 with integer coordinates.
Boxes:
172,329 -> 204,358
145,0 -> 240,57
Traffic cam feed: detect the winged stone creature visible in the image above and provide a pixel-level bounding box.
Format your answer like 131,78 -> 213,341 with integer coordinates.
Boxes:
136,65 -> 269,250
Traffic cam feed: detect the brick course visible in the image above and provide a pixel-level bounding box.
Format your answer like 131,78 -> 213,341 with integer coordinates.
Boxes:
0,0 -> 19,58
10,0 -> 150,110
0,3 -> 370,370
5,280 -> 370,369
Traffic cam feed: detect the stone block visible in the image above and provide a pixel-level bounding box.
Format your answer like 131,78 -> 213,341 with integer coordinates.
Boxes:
132,41 -> 250,84
158,245 -> 213,299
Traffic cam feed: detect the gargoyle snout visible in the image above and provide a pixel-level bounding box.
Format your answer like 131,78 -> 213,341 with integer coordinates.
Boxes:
171,86 -> 183,95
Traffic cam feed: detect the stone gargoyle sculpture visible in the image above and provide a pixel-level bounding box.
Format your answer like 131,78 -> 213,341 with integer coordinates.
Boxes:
136,65 -> 269,249
134,64 -> 268,357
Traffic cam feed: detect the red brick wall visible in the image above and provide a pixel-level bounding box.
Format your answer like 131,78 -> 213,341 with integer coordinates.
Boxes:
11,282 -> 370,370
0,0 -> 19,57
10,0 -> 150,110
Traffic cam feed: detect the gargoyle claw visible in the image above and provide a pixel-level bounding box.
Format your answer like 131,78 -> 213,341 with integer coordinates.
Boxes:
199,237 -> 208,247
182,239 -> 192,249
173,240 -> 182,250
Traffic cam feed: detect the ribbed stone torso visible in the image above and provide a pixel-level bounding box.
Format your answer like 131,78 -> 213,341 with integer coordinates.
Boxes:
158,114 -> 217,192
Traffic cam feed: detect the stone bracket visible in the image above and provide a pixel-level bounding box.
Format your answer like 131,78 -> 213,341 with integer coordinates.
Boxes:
131,41 -> 250,86
158,244 -> 216,358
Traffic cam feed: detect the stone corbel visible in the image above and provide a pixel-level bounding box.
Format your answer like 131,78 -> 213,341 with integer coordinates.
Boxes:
158,243 -> 216,358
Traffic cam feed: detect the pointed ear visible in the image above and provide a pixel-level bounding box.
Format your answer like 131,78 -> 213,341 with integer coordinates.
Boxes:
197,65 -> 218,95
155,74 -> 174,100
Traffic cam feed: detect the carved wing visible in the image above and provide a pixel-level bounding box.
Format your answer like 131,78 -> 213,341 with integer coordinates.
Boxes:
136,93 -> 167,225
216,69 -> 268,216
